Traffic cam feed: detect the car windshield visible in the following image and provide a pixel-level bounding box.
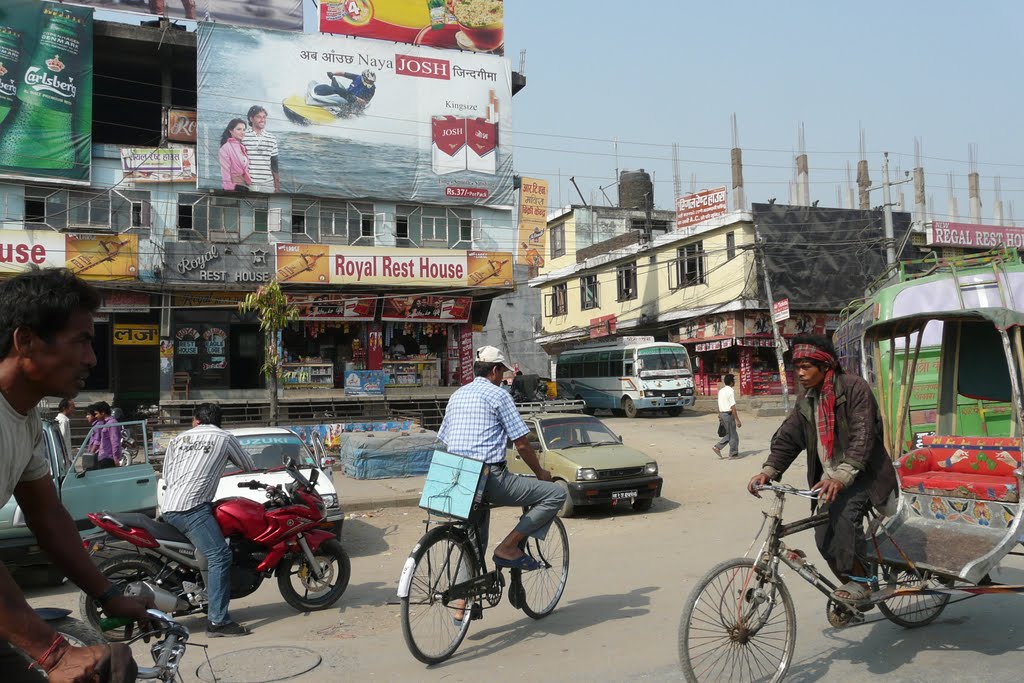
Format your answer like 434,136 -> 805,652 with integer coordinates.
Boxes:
637,346 -> 691,373
540,417 -> 619,448
227,433 -> 317,474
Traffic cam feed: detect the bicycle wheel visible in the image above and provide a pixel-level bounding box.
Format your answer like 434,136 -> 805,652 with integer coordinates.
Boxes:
876,567 -> 950,628
678,557 -> 796,683
516,516 -> 570,619
401,527 -> 478,665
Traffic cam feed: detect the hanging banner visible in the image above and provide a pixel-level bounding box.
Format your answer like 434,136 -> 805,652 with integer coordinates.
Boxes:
120,147 -> 196,184
320,0 -> 504,56
0,0 -> 93,185
516,177 -> 549,267
197,24 -> 513,207
59,0 -> 303,31
381,295 -> 471,322
287,293 -> 377,321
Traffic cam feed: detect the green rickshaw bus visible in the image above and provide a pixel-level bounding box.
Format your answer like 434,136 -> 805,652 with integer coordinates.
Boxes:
834,249 -> 1024,451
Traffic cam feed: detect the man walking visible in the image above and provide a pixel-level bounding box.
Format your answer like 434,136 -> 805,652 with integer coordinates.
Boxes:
86,401 -> 121,469
161,403 -> 257,637
0,268 -> 149,681
712,373 -> 741,458
54,398 -> 74,457
242,105 -> 280,193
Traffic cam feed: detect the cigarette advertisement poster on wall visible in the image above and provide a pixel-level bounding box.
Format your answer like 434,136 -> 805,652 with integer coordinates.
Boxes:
319,0 -> 504,56
0,229 -> 138,280
516,177 -> 548,267
197,24 -> 513,206
381,295 -> 471,322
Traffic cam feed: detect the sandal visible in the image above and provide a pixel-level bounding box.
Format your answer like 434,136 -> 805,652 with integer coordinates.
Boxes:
831,579 -> 872,604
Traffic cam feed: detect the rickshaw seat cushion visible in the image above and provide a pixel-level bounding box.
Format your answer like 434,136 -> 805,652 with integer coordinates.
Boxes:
897,436 -> 1021,502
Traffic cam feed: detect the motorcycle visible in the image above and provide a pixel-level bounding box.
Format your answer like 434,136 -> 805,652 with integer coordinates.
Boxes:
80,460 -> 350,640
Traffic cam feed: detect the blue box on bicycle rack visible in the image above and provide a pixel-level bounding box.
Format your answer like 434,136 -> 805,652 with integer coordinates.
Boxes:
419,451 -> 488,520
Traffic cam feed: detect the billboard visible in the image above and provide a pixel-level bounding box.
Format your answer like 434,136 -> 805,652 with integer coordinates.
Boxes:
381,295 -> 471,322
926,221 -> 1024,249
165,108 -> 197,143
59,0 -> 303,31
516,177 -> 548,267
319,0 -> 504,56
676,187 -> 728,231
0,229 -> 138,280
197,24 -> 513,207
120,146 -> 196,183
0,0 -> 93,185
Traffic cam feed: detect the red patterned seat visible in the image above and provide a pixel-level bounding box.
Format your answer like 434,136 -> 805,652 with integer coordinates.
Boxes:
896,436 -> 1021,502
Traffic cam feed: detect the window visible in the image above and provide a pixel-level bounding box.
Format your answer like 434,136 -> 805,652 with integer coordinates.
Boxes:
617,262 -> 638,301
396,207 -> 411,244
68,190 -> 111,229
672,241 -> 706,288
111,190 -> 151,230
550,224 -> 565,259
546,283 -> 568,317
176,194 -> 241,241
580,274 -> 599,310
726,231 -> 736,261
208,197 -> 241,239
23,186 -> 67,229
291,198 -> 319,238
347,202 -> 375,245
177,193 -> 201,240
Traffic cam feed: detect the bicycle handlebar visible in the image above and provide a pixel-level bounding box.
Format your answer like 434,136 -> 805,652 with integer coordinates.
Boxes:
753,483 -> 819,499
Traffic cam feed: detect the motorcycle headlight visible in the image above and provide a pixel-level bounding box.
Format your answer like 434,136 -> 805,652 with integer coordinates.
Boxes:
645,461 -> 658,475
321,494 -> 338,509
577,467 -> 598,482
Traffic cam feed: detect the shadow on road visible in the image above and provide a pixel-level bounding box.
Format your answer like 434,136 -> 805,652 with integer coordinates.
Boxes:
432,586 -> 657,668
343,517 -> 400,558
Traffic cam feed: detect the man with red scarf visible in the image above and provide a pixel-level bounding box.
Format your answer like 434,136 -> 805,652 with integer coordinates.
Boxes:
747,334 -> 897,604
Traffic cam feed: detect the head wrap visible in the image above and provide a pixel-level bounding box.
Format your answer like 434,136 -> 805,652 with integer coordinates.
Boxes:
793,343 -> 838,460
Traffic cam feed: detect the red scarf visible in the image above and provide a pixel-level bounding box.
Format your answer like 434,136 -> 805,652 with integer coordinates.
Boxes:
793,344 -> 838,461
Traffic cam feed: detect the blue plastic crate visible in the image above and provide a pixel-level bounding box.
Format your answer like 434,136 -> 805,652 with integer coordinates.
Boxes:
419,451 -> 488,520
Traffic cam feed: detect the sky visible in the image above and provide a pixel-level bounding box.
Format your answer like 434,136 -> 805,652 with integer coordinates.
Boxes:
95,0 -> 1024,220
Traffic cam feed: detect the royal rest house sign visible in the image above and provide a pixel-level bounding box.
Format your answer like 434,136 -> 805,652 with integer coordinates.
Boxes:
165,243 -> 272,284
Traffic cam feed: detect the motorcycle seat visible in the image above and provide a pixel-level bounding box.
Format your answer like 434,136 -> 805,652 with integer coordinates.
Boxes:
110,512 -> 190,544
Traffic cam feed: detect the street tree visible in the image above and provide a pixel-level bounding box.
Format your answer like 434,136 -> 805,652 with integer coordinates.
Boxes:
239,279 -> 298,425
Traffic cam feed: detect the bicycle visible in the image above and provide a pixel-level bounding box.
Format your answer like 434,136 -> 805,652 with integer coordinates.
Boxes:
678,483 -> 953,683
398,501 -> 570,664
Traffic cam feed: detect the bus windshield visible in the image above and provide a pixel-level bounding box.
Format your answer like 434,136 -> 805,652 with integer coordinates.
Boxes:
637,346 -> 691,375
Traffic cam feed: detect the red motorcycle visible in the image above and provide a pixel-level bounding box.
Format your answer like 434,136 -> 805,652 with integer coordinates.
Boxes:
80,461 -> 350,639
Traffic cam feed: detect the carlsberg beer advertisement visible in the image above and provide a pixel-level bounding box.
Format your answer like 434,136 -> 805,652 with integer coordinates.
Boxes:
0,0 -> 93,184
197,24 -> 514,206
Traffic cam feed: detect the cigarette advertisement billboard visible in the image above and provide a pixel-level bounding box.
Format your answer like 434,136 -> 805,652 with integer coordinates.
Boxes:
60,0 -> 303,32
0,228 -> 138,280
197,24 -> 514,207
0,0 -> 93,185
319,0 -> 504,56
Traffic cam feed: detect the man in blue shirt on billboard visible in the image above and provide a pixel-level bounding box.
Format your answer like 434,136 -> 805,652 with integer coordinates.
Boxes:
314,70 -> 377,110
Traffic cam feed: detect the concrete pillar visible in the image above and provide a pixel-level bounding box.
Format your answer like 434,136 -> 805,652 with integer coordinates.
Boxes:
914,167 -> 926,227
968,172 -> 982,223
731,147 -> 745,211
857,160 -> 871,210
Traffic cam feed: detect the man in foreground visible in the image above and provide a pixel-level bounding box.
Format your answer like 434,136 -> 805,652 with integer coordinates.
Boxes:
0,268 -> 149,681
747,334 -> 897,604
161,403 -> 257,637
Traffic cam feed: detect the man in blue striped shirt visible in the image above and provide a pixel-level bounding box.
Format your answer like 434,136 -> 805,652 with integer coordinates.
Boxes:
439,346 -> 565,571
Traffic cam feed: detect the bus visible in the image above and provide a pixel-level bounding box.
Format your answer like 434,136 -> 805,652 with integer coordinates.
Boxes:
555,337 -> 695,418
834,249 -> 1023,450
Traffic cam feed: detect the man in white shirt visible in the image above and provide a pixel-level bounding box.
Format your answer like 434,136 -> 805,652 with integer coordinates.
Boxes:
242,105 -> 280,193
54,398 -> 74,457
713,373 -> 742,458
161,403 -> 256,637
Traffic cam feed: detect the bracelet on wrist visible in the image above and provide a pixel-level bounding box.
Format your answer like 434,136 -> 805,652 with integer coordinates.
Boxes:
31,634 -> 68,672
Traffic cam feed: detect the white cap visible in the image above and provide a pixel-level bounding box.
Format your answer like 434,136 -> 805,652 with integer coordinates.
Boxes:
476,345 -> 510,369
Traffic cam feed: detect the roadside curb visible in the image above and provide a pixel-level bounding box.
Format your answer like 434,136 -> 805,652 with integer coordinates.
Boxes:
757,408 -> 790,418
345,495 -> 421,512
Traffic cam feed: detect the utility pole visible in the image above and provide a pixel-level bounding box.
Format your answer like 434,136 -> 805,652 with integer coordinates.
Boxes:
756,235 -> 790,411
497,314 -> 513,368
881,152 -> 896,267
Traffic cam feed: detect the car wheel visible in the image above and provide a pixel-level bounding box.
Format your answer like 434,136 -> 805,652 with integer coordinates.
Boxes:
556,479 -> 575,518
633,498 -> 654,513
622,397 -> 639,418
612,409 -> 626,417
666,407 -> 683,417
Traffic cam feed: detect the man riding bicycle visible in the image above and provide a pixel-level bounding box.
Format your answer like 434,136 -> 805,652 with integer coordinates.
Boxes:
437,346 -> 566,572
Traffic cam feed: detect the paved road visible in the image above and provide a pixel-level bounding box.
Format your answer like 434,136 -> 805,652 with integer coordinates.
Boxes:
23,411 -> 1024,682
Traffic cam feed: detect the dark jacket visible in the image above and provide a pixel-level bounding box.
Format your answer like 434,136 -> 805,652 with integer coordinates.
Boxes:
763,373 -> 897,507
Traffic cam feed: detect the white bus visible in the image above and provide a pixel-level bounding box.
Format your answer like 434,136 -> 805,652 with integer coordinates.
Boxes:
555,337 -> 695,418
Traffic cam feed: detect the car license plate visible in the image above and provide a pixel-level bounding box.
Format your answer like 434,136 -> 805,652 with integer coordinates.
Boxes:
612,490 -> 637,500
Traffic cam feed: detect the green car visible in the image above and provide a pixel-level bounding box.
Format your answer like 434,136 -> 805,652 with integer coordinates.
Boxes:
507,413 -> 662,517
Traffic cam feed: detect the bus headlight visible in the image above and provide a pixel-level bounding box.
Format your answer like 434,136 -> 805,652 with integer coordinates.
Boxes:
577,468 -> 598,481
645,462 -> 658,475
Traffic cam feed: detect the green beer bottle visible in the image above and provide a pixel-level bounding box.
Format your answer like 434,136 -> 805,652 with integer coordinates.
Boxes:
0,4 -> 88,171
0,26 -> 22,129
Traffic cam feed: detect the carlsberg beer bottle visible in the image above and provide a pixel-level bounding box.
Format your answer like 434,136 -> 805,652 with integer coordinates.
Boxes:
0,26 -> 22,129
0,4 -> 88,170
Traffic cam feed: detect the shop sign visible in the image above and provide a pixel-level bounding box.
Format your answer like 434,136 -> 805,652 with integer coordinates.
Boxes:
695,338 -> 735,353
738,338 -> 776,348
459,324 -> 474,385
165,109 -> 198,144
676,186 -> 728,231
381,295 -> 472,322
113,324 -> 159,346
0,230 -> 138,281
287,294 -> 377,321
173,291 -> 247,308
772,299 -> 790,324
589,314 -> 617,339
100,291 -> 150,313
517,178 -> 549,267
343,370 -> 386,396
926,220 -> 1024,249
120,146 -> 196,184
165,242 -> 272,285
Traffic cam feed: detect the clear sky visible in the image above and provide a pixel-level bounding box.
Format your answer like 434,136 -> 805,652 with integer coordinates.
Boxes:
501,1 -> 1024,218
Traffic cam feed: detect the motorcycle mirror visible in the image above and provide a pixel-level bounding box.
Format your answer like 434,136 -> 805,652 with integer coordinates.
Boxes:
309,468 -> 319,487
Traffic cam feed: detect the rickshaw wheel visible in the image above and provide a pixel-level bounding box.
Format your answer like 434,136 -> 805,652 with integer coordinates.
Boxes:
825,598 -> 864,628
876,567 -> 950,628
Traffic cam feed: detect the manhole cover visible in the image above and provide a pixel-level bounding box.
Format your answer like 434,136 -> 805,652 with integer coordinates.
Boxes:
196,646 -> 322,683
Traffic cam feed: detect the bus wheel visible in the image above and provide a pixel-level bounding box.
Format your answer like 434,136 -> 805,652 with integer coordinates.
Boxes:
622,397 -> 639,418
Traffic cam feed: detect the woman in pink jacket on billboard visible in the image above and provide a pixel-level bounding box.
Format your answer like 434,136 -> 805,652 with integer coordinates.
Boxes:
218,118 -> 252,191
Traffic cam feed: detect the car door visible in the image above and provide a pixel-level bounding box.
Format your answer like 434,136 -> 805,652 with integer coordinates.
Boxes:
310,432 -> 335,482
59,420 -> 158,529
507,421 -> 542,476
